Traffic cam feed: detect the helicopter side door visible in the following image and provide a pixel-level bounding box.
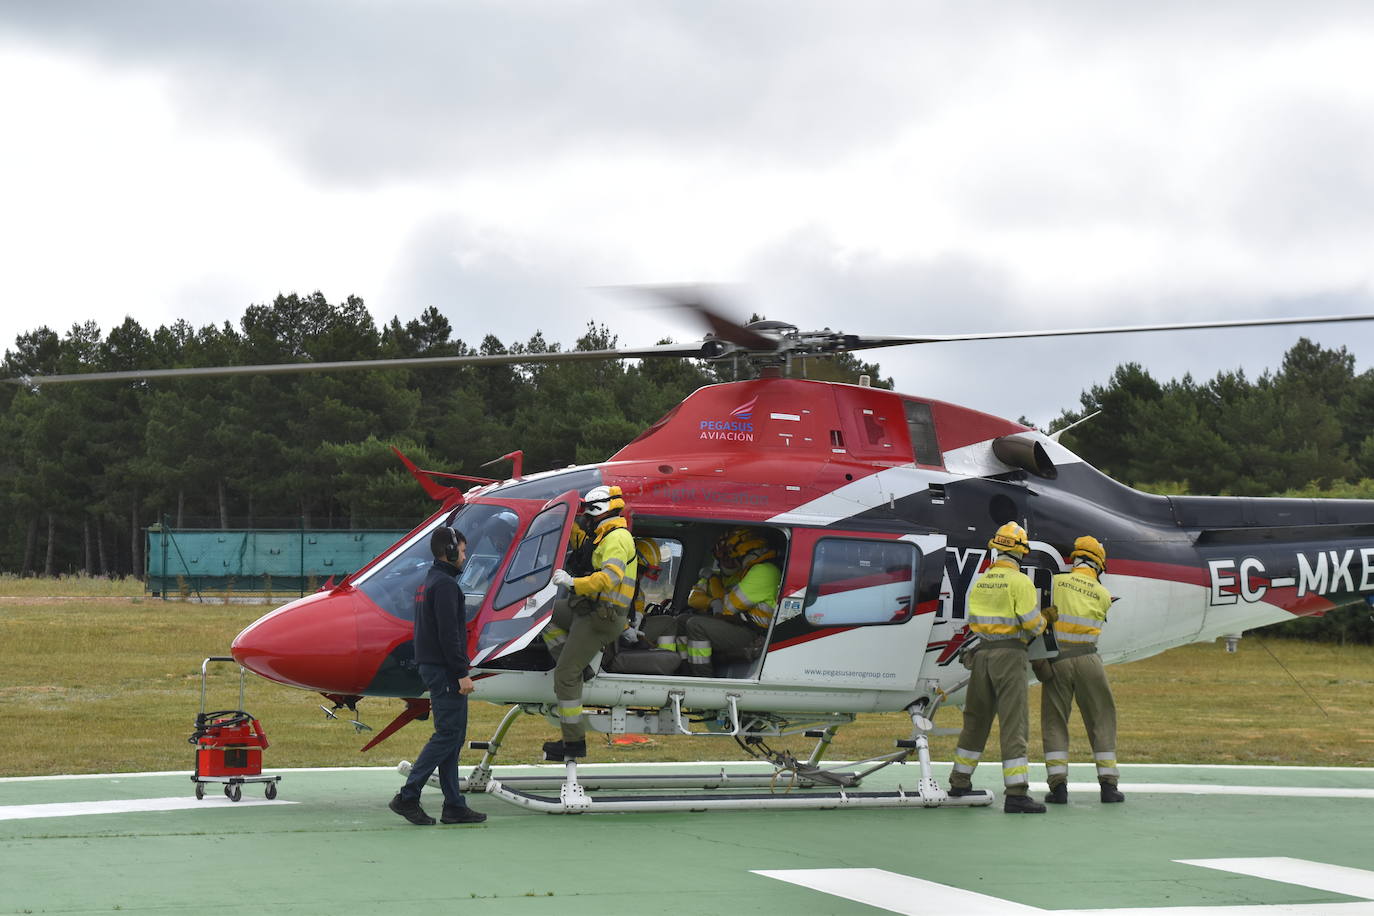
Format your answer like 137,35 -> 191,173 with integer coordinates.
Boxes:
759,528 -> 945,692
465,491 -> 580,667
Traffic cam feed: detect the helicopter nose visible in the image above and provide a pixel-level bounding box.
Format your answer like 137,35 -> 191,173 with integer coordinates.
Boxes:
232,589 -> 363,692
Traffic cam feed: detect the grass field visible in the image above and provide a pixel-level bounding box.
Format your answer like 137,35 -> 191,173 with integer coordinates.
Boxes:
1,596 -> 1372,777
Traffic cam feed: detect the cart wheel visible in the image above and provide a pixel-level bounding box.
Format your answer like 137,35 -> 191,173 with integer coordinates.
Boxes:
226,784 -> 242,802
195,783 -> 204,800
265,782 -> 277,800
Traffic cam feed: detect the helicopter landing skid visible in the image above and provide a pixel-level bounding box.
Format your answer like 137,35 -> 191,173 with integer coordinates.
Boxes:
398,697 -> 994,814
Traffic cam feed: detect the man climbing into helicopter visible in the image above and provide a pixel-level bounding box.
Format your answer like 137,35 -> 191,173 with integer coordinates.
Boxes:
675,527 -> 781,676
949,521 -> 1050,814
1039,535 -> 1124,805
540,485 -> 637,760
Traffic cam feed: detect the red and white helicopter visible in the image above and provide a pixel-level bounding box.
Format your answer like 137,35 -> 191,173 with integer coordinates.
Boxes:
24,301 -> 1374,813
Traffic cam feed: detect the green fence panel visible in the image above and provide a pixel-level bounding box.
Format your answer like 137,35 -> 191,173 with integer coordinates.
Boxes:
146,527 -> 407,595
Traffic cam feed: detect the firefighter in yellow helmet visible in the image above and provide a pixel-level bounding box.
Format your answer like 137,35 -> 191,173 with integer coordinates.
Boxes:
540,485 -> 637,761
1040,535 -> 1123,804
616,537 -> 667,650
949,521 -> 1049,813
679,527 -> 781,676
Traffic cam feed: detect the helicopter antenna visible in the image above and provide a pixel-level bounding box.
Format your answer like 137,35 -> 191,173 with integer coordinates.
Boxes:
1252,634 -> 1329,718
1049,409 -> 1103,442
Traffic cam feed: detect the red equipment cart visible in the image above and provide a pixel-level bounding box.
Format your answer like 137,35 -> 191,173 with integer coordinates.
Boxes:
189,656 -> 281,802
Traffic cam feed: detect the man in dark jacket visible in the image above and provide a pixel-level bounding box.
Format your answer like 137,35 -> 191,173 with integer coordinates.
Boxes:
389,525 -> 487,826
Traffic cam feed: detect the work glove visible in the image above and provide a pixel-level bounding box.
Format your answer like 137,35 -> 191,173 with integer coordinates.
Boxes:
1042,605 -> 1059,625
551,569 -> 574,589
708,598 -> 724,615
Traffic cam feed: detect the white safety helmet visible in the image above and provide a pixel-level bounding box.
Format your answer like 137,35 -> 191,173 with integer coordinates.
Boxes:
581,485 -> 625,519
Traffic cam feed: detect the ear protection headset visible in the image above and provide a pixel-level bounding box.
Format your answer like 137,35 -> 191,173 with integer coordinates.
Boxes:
431,525 -> 461,563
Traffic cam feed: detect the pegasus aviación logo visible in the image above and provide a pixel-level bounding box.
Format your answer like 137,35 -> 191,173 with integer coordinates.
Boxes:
699,397 -> 757,441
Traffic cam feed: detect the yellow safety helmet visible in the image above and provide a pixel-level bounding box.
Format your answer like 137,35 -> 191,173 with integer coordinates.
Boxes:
1069,535 -> 1107,571
988,521 -> 1030,557
581,485 -> 625,519
635,538 -> 663,580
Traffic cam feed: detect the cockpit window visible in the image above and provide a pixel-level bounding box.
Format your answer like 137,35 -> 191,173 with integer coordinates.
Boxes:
455,506 -> 521,618
355,504 -> 520,623
492,503 -> 568,609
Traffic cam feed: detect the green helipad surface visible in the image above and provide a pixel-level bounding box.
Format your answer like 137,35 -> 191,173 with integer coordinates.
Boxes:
3,761 -> 1373,914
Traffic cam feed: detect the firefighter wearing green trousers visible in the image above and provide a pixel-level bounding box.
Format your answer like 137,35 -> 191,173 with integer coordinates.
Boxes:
949,521 -> 1049,814
1040,535 -> 1124,804
540,485 -> 637,761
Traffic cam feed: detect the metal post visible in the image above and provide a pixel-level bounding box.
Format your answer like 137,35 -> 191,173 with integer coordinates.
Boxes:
160,514 -> 169,601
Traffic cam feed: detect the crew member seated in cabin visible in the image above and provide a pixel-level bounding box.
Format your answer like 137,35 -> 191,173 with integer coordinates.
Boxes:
678,527 -> 781,676
600,538 -> 671,672
641,528 -> 735,664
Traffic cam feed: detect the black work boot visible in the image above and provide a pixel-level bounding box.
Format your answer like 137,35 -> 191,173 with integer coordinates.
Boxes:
441,804 -> 488,825
1100,780 -> 1125,803
1004,793 -> 1047,814
947,785 -> 983,797
1045,783 -> 1068,804
389,792 -> 435,825
542,738 -> 588,761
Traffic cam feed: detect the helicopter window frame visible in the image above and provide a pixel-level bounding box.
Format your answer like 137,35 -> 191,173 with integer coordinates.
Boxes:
492,503 -> 570,610
802,536 -> 918,627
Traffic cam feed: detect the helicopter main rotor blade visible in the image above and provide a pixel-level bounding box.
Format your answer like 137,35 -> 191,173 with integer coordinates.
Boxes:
841,313 -> 1374,351
618,284 -> 781,351
6,341 -> 710,386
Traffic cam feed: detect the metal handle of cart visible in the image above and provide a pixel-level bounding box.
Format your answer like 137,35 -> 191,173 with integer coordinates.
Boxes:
200,656 -> 244,714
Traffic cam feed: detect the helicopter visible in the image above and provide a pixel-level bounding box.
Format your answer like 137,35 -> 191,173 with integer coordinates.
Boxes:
19,299 -> 1374,813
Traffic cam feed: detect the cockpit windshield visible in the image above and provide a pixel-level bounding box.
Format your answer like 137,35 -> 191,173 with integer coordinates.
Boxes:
355,503 -> 521,623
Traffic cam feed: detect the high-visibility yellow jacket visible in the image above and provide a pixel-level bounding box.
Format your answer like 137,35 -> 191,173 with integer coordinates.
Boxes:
572,517 -> 637,612
1051,566 -> 1111,648
688,549 -> 781,630
721,552 -> 781,630
967,557 -> 1044,644
688,570 -> 731,610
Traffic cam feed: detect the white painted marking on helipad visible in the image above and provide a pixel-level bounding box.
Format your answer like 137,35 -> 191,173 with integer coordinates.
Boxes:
757,859 -> 1374,914
0,796 -> 294,821
753,868 -> 1039,915
1117,783 -> 1374,799
1179,858 -> 1374,901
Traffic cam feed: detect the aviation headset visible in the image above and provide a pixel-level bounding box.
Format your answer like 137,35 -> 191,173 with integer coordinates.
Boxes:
431,525 -> 464,563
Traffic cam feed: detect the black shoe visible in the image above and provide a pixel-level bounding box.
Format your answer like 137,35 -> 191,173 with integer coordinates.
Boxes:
542,739 -> 587,761
582,666 -> 597,682
389,792 -> 435,825
441,805 -> 488,825
947,786 -> 985,797
1045,783 -> 1068,804
1004,794 -> 1047,814
1100,781 -> 1125,803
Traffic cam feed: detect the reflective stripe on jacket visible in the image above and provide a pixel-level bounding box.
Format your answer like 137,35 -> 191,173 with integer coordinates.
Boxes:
722,553 -> 781,630
1052,567 -> 1111,647
572,518 -> 638,611
967,558 -> 1044,644
688,571 -> 730,610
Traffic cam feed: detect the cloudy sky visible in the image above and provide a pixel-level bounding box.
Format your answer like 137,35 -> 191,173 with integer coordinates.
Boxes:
3,1 -> 1374,428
